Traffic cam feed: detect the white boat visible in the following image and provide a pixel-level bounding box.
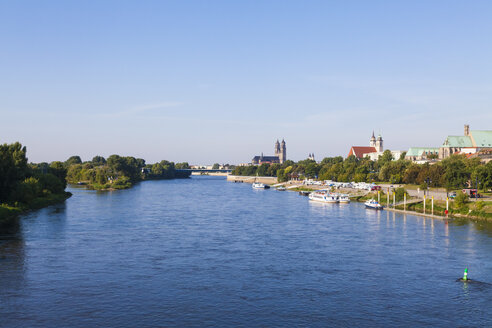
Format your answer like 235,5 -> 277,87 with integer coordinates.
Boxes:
309,191 -> 339,203
252,182 -> 269,189
338,194 -> 350,203
276,186 -> 286,191
365,199 -> 383,210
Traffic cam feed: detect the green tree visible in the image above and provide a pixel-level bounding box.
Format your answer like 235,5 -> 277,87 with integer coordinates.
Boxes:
281,160 -> 295,168
440,155 -> 470,188
256,163 -> 269,176
175,162 -> 190,169
403,164 -> 421,184
14,177 -> 42,203
378,150 -> 393,166
454,192 -> 469,209
0,142 -> 28,202
91,155 -> 106,165
277,169 -> 287,182
305,162 -> 319,178
267,163 -> 280,177
65,156 -> 82,166
151,163 -> 163,176
49,161 -> 67,189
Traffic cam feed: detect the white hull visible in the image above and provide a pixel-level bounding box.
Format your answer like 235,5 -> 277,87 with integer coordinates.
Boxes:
365,199 -> 383,210
309,192 -> 339,203
252,182 -> 269,189
338,194 -> 350,203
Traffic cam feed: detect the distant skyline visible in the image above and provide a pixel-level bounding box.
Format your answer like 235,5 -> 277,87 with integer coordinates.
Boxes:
1,1 -> 492,164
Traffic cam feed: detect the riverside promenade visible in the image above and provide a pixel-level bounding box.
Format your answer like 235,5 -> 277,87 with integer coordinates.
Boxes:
226,175 -> 278,184
379,184 -> 450,200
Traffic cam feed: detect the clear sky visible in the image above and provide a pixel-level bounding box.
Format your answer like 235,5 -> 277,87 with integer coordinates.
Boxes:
1,0 -> 492,165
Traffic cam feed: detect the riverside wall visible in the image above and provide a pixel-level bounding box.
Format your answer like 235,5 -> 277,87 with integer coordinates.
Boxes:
227,175 -> 278,184
191,172 -> 230,176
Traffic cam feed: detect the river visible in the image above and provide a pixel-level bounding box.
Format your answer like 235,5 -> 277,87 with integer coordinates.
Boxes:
1,176 -> 492,327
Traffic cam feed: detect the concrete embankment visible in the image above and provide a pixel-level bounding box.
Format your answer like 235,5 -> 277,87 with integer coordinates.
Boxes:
192,172 -> 229,176
385,208 -> 449,220
227,175 -> 278,184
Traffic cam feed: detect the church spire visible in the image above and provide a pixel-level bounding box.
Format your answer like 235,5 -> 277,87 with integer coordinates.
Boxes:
370,131 -> 376,147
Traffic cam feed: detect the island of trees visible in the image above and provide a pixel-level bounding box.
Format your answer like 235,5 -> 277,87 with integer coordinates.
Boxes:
65,155 -> 191,190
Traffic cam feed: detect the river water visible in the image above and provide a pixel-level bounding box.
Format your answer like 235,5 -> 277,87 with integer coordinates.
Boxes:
1,176 -> 492,327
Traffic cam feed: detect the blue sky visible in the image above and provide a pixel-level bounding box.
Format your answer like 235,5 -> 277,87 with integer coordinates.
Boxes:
1,0 -> 492,164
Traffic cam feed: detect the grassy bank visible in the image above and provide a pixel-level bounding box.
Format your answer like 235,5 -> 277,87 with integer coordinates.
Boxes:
355,189 -> 492,220
398,200 -> 492,220
0,192 -> 72,231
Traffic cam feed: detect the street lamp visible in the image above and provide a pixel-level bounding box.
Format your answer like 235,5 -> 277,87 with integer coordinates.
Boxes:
425,177 -> 432,196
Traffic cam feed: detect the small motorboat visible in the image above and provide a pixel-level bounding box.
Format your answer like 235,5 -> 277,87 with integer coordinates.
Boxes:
252,182 -> 267,189
276,186 -> 286,191
365,199 -> 383,210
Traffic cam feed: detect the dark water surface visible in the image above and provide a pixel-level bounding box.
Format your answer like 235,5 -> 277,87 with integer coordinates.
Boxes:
1,176 -> 492,327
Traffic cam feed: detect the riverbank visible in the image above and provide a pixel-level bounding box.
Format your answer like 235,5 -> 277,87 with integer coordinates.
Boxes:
356,191 -> 492,221
227,175 -> 278,184
385,206 -> 492,221
0,191 -> 72,232
395,200 -> 492,221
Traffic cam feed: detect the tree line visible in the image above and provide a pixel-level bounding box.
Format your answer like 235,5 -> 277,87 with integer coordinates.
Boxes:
0,142 -> 69,212
232,150 -> 492,191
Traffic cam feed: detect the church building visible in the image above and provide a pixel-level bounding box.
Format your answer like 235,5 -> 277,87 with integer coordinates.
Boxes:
347,132 -> 382,159
438,125 -> 492,159
252,139 -> 287,165
347,132 -> 403,161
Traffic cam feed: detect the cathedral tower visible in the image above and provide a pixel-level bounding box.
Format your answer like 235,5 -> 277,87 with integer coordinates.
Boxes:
280,139 -> 286,164
376,134 -> 383,152
370,131 -> 376,148
275,139 -> 280,156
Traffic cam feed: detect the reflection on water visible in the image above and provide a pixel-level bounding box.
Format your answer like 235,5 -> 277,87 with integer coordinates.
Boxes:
0,232 -> 26,298
1,177 -> 492,327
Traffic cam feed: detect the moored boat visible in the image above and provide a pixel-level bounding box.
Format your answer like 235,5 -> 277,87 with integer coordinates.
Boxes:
309,191 -> 339,203
338,194 -> 350,203
365,199 -> 383,210
276,186 -> 286,191
252,182 -> 267,189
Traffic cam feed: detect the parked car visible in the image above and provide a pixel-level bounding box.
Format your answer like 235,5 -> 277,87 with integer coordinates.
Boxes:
371,185 -> 381,191
449,191 -> 457,199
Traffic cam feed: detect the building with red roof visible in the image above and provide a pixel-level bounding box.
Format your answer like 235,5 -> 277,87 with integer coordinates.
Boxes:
347,146 -> 377,159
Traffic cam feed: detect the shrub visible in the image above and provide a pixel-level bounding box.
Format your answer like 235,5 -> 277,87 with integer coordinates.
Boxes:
454,192 -> 469,209
475,200 -> 485,211
394,187 -> 408,202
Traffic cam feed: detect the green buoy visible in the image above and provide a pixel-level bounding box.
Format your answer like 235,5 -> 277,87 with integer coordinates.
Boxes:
463,268 -> 468,281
